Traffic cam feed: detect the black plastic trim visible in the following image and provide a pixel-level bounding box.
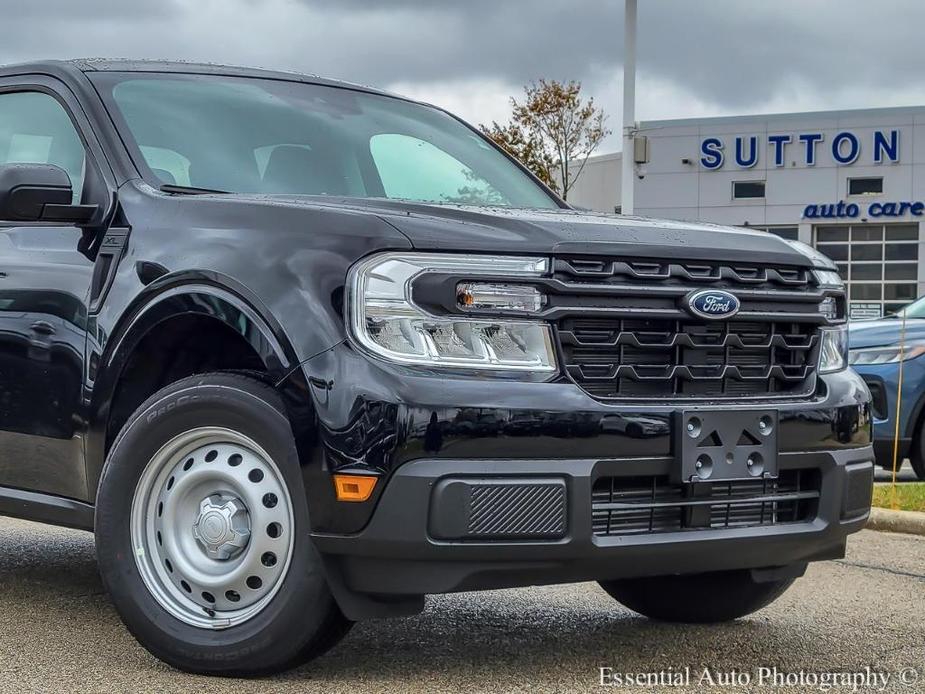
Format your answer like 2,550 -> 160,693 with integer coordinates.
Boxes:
0,487 -> 94,531
313,447 -> 872,607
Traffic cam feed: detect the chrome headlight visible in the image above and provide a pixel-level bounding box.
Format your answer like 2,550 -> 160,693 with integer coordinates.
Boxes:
818,325 -> 848,373
347,253 -> 556,371
813,269 -> 844,289
849,340 -> 925,366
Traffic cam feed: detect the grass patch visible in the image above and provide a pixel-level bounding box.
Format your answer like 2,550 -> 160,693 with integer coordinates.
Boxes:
872,482 -> 925,513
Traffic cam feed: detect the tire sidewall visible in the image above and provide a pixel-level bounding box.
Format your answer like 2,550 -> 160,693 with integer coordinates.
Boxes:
95,377 -> 337,672
913,431 -> 925,479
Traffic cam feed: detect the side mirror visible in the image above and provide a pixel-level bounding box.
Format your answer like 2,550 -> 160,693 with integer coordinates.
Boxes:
0,163 -> 98,224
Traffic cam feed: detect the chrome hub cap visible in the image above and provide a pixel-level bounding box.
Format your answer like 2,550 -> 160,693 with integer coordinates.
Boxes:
130,427 -> 295,629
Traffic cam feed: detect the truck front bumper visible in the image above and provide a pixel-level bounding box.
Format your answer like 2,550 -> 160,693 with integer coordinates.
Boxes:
312,446 -> 873,597
286,346 -> 874,617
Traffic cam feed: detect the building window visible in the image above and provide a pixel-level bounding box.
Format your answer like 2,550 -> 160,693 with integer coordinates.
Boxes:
733,180 -> 765,199
814,223 -> 919,317
749,225 -> 799,241
848,177 -> 883,196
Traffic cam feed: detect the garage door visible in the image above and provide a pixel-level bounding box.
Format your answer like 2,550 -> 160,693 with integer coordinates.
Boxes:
813,223 -> 919,319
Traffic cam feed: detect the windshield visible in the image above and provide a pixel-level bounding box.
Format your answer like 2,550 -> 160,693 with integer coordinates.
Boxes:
91,72 -> 559,209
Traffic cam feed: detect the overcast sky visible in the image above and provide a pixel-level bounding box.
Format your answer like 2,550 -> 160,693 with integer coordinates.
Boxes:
4,0 -> 925,152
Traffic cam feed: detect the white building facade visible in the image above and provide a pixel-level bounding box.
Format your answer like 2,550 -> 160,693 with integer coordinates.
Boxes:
567,105 -> 925,319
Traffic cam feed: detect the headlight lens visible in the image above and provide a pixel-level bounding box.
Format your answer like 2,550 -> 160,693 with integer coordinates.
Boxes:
817,296 -> 838,320
813,269 -> 844,289
818,325 -> 848,373
457,282 -> 546,312
849,341 -> 925,366
347,253 -> 556,371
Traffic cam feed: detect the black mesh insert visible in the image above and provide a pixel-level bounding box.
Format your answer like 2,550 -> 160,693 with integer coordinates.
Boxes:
591,468 -> 821,536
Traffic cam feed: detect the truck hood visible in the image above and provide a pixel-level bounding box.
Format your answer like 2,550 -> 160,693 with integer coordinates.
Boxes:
848,318 -> 925,349
361,200 -> 812,266
221,195 -> 815,266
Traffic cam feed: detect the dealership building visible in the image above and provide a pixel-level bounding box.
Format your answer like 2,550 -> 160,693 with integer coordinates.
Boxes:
567,105 -> 925,319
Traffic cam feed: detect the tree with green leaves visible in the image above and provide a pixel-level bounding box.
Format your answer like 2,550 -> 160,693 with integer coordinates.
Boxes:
481,79 -> 609,201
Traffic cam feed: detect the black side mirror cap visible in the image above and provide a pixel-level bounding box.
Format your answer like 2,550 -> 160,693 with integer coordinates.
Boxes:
0,163 -> 98,224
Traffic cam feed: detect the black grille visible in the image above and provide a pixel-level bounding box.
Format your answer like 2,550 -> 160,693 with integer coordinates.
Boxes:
560,318 -> 818,398
552,256 -> 832,400
555,257 -> 812,289
592,468 -> 820,537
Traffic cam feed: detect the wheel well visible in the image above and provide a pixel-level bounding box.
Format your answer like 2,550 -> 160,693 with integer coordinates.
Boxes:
106,315 -> 270,454
907,395 -> 925,464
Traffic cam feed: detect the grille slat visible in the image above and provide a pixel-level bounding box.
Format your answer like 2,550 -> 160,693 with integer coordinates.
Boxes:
554,256 -> 825,400
555,258 -> 812,288
592,469 -> 820,537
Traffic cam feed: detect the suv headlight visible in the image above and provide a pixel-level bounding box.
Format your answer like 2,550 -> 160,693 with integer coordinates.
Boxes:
347,253 -> 556,371
818,325 -> 848,373
813,269 -> 844,289
849,340 -> 925,366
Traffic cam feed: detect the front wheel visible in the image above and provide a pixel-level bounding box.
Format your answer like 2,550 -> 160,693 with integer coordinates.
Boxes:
95,373 -> 350,675
599,569 -> 795,623
911,432 -> 925,480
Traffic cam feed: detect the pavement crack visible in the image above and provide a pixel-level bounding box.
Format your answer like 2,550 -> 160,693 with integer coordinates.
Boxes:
834,559 -> 925,581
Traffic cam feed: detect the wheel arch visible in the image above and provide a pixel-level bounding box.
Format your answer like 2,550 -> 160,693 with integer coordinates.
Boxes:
901,383 -> 925,470
86,273 -> 315,501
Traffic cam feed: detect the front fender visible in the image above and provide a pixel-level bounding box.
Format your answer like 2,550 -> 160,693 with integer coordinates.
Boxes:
84,272 -> 322,499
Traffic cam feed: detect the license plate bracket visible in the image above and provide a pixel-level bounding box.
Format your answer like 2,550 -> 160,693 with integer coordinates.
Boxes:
674,409 -> 778,484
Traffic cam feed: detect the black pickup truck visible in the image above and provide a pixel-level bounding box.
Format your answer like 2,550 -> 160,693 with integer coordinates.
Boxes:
0,59 -> 872,675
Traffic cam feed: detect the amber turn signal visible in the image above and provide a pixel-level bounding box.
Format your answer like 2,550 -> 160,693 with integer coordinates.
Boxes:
333,474 -> 378,502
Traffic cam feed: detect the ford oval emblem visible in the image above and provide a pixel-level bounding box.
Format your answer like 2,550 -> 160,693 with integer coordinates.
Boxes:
686,289 -> 740,320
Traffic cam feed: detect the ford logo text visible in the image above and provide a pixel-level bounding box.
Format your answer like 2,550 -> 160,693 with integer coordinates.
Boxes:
686,289 -> 740,320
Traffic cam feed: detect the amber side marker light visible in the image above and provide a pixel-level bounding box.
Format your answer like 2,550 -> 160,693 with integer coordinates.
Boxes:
333,474 -> 378,502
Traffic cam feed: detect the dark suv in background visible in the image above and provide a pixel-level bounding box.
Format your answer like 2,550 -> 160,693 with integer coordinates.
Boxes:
0,60 -> 872,675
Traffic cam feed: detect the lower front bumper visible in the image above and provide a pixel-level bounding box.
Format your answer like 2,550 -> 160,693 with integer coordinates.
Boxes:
313,446 -> 874,601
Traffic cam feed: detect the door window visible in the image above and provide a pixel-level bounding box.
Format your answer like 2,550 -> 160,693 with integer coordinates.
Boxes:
0,91 -> 85,202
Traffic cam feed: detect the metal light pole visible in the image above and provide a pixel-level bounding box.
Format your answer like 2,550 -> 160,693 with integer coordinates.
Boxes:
621,0 -> 637,215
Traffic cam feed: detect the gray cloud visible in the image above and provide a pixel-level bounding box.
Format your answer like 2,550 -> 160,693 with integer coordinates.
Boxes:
283,0 -> 925,109
1,0 -> 924,149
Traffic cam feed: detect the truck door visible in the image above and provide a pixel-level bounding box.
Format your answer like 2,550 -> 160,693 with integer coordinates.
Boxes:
0,84 -> 107,500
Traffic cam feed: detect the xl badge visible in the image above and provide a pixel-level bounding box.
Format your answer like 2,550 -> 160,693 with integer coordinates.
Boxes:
685,289 -> 740,320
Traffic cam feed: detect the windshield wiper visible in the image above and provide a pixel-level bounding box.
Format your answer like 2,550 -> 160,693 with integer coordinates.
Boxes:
159,184 -> 229,195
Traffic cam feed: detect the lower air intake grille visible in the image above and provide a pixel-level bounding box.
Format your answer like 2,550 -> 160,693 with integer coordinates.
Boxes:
592,468 -> 820,537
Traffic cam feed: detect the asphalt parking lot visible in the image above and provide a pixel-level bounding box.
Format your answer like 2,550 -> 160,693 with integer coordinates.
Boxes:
0,519 -> 921,693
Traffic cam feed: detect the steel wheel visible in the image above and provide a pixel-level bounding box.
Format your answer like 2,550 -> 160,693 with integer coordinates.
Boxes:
130,426 -> 295,629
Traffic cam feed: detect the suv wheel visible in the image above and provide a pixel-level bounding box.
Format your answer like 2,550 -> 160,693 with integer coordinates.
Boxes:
95,373 -> 350,675
911,433 -> 925,480
599,569 -> 795,623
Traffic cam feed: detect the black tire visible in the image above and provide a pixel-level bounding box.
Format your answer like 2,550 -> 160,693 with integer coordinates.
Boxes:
95,372 -> 351,675
599,569 -> 795,623
911,435 -> 925,480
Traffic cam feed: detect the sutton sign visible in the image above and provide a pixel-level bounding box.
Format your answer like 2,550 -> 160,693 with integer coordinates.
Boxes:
700,130 -> 900,170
